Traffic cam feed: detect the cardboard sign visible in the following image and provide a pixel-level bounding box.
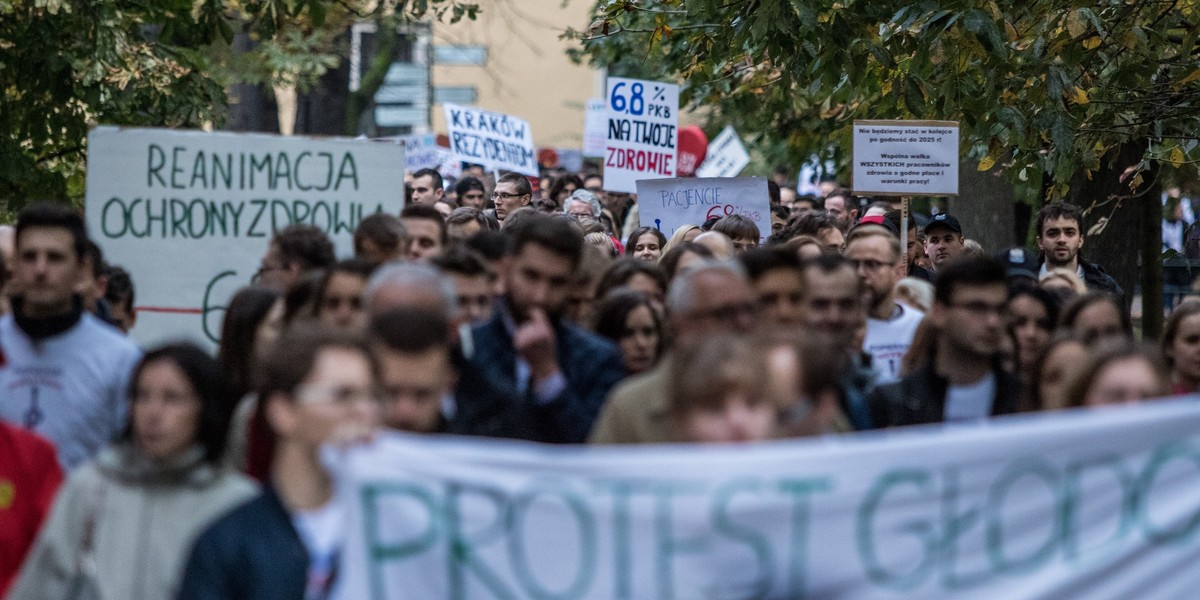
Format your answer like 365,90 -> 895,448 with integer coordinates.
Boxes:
604,77 -> 679,193
336,400 -> 1200,599
852,120 -> 959,196
696,125 -> 751,178
582,98 -> 608,158
636,177 -> 771,242
84,126 -> 405,349
443,104 -> 537,176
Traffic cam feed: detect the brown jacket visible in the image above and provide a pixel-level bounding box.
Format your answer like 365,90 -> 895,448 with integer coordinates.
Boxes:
588,356 -> 673,444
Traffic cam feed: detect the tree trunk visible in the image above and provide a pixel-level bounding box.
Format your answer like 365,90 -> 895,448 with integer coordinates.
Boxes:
1066,141 -> 1160,337
273,84 -> 297,136
950,158 -> 1016,252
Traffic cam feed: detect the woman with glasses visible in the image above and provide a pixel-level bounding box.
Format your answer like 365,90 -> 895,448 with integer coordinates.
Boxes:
312,259 -> 375,332
10,344 -> 256,600
180,325 -> 380,599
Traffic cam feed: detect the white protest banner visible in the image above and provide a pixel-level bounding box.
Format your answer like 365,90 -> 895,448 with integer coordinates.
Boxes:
604,77 -> 679,193
636,177 -> 771,242
444,103 -> 537,176
85,126 -> 404,349
696,125 -> 751,178
395,134 -> 444,173
852,120 -> 959,196
582,98 -> 608,158
338,400 -> 1200,599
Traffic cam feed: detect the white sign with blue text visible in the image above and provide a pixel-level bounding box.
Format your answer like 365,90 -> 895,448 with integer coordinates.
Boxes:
604,77 -> 679,193
443,104 -> 537,176
636,176 -> 771,242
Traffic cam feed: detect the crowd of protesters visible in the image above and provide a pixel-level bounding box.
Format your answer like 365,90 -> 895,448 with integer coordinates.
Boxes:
0,162 -> 1192,599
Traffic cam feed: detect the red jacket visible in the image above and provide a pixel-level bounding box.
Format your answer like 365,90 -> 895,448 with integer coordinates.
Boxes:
0,421 -> 62,595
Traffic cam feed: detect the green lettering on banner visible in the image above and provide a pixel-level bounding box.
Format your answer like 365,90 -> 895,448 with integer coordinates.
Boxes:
187,198 -> 210,238
445,482 -> 516,600
190,151 -> 208,189
144,196 -> 167,238
711,478 -> 774,599
317,152 -> 334,191
362,482 -> 442,600
247,200 -> 269,237
1135,441 -> 1200,544
295,151 -> 313,191
312,201 -> 333,232
251,153 -> 273,189
274,152 -> 293,191
653,482 -> 706,600
596,481 -> 636,600
147,144 -> 167,187
101,197 -> 128,238
856,469 -> 936,591
201,270 -> 237,344
938,466 -> 989,590
506,480 -> 597,600
270,200 -> 292,232
778,478 -> 832,599
171,146 -> 187,189
169,199 -> 189,237
213,152 -> 233,189
337,152 -> 360,191
1062,454 -> 1135,564
985,459 -> 1063,576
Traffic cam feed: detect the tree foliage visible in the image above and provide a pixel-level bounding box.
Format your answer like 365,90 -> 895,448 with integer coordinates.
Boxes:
569,0 -> 1200,202
0,0 -> 477,207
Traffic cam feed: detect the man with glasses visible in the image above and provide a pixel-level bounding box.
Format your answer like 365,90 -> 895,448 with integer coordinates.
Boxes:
563,189 -> 602,222
590,260 -> 759,444
255,224 -> 335,291
869,256 -> 1019,427
491,172 -> 532,223
181,325 -> 380,598
845,225 -> 924,383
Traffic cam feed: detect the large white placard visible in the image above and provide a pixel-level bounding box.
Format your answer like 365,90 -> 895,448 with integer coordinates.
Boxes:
604,77 -> 679,193
636,177 -> 771,242
444,104 -> 537,176
696,125 -> 751,178
85,126 -> 404,348
582,98 -> 608,158
852,120 -> 960,196
338,400 -> 1200,599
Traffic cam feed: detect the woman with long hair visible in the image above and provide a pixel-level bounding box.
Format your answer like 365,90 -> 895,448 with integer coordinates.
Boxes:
10,344 -> 256,599
593,290 -> 666,375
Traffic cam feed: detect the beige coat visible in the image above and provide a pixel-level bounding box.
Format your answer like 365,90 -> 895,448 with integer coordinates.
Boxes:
9,445 -> 257,600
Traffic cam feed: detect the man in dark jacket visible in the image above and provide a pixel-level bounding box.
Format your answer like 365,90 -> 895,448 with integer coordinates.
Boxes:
1035,202 -> 1124,302
869,256 -> 1019,426
451,213 -> 625,443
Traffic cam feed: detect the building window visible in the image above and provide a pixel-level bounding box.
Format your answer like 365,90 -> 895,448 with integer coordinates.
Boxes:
433,86 -> 478,105
433,45 -> 488,66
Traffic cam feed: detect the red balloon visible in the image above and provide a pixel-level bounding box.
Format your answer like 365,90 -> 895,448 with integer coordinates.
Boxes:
537,147 -> 560,168
676,126 -> 708,177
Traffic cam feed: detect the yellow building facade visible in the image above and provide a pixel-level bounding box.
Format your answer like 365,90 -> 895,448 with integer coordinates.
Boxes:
429,0 -> 604,151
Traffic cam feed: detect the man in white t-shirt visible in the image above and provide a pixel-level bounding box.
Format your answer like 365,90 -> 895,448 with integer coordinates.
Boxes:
0,203 -> 141,469
845,225 -> 923,383
868,256 -> 1020,427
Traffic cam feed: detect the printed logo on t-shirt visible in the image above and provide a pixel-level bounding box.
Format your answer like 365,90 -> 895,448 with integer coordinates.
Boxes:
0,480 -> 14,509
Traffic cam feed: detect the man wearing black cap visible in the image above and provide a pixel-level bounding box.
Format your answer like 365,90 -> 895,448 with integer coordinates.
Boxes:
997,247 -> 1040,286
923,213 -> 965,273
